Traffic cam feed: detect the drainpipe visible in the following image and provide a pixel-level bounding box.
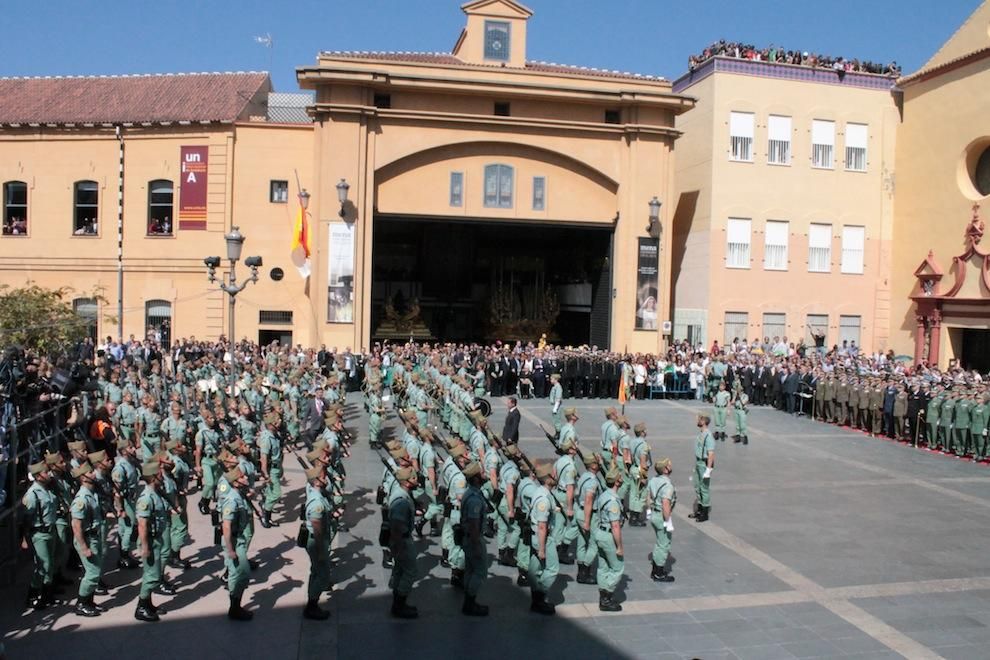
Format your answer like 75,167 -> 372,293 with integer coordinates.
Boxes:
115,125 -> 125,341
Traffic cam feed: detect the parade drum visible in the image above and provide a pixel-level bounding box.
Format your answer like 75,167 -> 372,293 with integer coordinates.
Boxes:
475,397 -> 492,417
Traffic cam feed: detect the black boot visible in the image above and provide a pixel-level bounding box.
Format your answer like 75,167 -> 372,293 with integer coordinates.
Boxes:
516,570 -> 530,587
155,580 -> 177,596
25,587 -> 42,610
95,580 -> 110,595
577,563 -> 597,585
484,519 -> 495,539
557,544 -> 574,565
390,591 -> 418,619
530,590 -> 555,615
462,594 -> 489,616
429,520 -> 441,537
37,584 -> 57,609
743,435 -> 749,445
599,589 -> 622,612
168,553 -> 192,570
117,550 -> 139,569
695,506 -> 709,523
733,435 -> 742,443
689,502 -> 702,519
450,568 -> 464,589
382,549 -> 394,569
135,597 -> 159,622
440,549 -> 450,568
414,517 -> 427,538
651,561 -> 675,582
303,598 -> 330,620
228,594 -> 254,621
75,594 -> 101,617
259,509 -> 272,529
630,512 -> 646,527
198,498 -> 211,515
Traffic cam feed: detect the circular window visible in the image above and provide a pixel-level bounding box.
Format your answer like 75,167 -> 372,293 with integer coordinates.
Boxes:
975,147 -> 990,196
270,267 -> 284,282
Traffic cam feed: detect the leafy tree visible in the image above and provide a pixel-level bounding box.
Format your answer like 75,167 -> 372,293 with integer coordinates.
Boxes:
0,282 -> 112,357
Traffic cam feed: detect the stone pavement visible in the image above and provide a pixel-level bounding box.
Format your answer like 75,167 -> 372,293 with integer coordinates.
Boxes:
2,395 -> 990,660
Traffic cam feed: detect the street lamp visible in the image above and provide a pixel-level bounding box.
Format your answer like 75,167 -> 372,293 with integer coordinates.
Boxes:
204,225 -> 263,391
646,196 -> 662,238
336,178 -> 349,218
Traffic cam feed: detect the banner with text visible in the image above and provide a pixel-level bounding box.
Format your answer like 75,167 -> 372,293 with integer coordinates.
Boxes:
179,146 -> 208,230
635,238 -> 659,330
327,223 -> 355,323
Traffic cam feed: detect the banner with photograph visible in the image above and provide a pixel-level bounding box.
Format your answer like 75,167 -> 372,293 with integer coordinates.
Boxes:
178,146 -> 208,230
634,238 -> 659,330
327,223 -> 354,323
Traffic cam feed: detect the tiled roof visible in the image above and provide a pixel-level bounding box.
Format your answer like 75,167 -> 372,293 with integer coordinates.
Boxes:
897,46 -> 990,86
0,72 -> 271,126
319,51 -> 666,82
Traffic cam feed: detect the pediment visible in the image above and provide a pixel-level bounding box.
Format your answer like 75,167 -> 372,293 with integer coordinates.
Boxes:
461,0 -> 533,19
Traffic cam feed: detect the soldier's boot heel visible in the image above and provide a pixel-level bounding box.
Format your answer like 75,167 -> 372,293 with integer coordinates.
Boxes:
599,590 -> 622,612
530,591 -> 556,615
75,594 -> 102,617
303,599 -> 331,620
461,594 -> 489,617
439,549 -> 450,568
135,598 -> 159,622
429,521 -> 441,537
382,549 -> 394,569
259,510 -> 273,529
516,571 -> 530,587
450,568 -> 465,589
228,595 -> 254,621
743,436 -> 749,445
390,591 -> 418,619
577,564 -> 597,585
198,498 -> 211,515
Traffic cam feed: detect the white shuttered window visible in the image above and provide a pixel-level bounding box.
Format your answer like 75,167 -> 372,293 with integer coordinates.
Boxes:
845,123 -> 868,172
726,218 -> 751,268
724,312 -> 749,345
808,223 -> 832,272
811,120 -> 835,169
841,225 -> 865,274
767,115 -> 791,165
729,112 -> 754,162
764,220 -> 789,270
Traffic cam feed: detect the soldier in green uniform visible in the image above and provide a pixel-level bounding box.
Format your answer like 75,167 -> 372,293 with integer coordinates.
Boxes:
440,444 -> 469,584
134,461 -> 171,622
162,402 -> 190,453
893,385 -> 909,440
972,392 -> 990,459
821,374 -> 835,423
164,440 -> 192,569
593,465 -> 625,612
552,436 -> 578,564
221,466 -> 254,621
557,407 -> 579,452
22,461 -> 57,610
302,465 -> 332,620
733,389 -> 749,444
136,394 -> 163,460
387,466 -> 420,619
368,384 -> 385,449
690,415 -> 715,523
938,392 -> 956,452
86,449 -> 114,596
194,411 -> 223,515
258,412 -> 283,528
712,382 -> 730,440
104,371 -> 124,406
117,390 -> 138,445
835,374 -> 850,425
495,445 -> 522,566
527,462 -> 558,615
45,451 -> 73,587
70,462 -> 106,617
600,407 -> 620,469
626,423 -> 651,524
112,438 -> 141,569
813,373 -> 826,421
926,387 -> 943,448
647,457 -> 676,582
460,462 -> 490,616
575,453 -> 601,585
549,374 -> 563,434
869,381 -> 884,436
415,428 -> 443,539
954,391 -> 972,456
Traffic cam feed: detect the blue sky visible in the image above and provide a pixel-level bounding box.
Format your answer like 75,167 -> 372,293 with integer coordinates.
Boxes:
0,0 -> 980,91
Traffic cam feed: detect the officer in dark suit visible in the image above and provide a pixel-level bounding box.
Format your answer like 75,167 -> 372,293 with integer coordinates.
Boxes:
784,367 -> 800,414
532,355 -> 547,398
502,397 -> 521,445
752,363 -> 765,406
317,345 -> 330,375
907,381 -> 926,442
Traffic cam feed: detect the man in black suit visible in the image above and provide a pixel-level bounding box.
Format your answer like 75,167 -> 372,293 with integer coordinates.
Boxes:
317,344 -> 330,375
784,367 -> 800,414
739,364 -> 754,401
506,353 -> 520,396
753,362 -> 766,406
532,354 -> 547,398
502,396 -> 521,445
300,386 -> 326,448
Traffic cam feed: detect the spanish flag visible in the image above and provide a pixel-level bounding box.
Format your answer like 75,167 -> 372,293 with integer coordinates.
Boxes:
290,197 -> 311,280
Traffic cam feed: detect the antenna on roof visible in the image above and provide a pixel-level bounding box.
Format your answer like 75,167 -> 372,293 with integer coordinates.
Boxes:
254,33 -> 274,73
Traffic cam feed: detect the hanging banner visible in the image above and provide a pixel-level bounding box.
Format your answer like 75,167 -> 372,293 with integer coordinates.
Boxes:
179,146 -> 208,230
635,238 -> 659,330
327,223 -> 355,323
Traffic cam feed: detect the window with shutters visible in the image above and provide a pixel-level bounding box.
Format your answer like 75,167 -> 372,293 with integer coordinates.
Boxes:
145,300 -> 172,345
270,180 -> 288,203
841,225 -> 865,274
811,120 -> 835,169
767,115 -> 791,165
73,180 -> 99,235
2,180 -> 27,235
808,223 -> 832,273
729,111 -> 754,162
147,179 -> 174,236
73,297 -> 99,342
725,218 -> 751,268
845,123 -> 868,172
483,164 -> 513,208
839,315 -> 861,347
450,172 -> 464,207
764,220 -> 789,270
259,310 -> 293,325
532,176 -> 546,211
724,312 -> 749,345
762,312 -> 786,341
807,314 -> 829,345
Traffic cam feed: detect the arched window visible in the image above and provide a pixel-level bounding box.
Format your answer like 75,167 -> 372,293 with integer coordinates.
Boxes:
483,164 -> 514,208
73,180 -> 99,235
3,181 -> 27,236
73,297 -> 99,343
145,299 -> 172,345
148,179 -> 174,235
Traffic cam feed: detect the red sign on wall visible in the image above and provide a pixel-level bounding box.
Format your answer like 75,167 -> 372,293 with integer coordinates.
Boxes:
179,146 -> 208,230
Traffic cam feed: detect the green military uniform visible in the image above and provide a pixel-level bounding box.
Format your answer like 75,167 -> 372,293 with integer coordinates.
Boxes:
549,381 -> 563,433
117,401 -> 138,443
136,481 -> 169,600
112,455 -> 139,556
694,428 -> 715,509
51,473 -> 73,580
461,481 -> 489,600
574,468 -> 600,570
627,432 -> 651,515
514,475 -> 539,580
893,390 -> 908,439
304,481 -> 333,602
368,391 -> 384,446
22,475 -> 57,596
258,427 -> 283,515
387,480 -> 418,598
71,479 -> 104,601
971,397 -> 989,458
196,425 -> 222,505
552,453 -> 578,556
138,407 -> 163,460
441,457 -> 467,571
713,390 -> 730,438
954,396 -> 972,456
419,440 -> 443,532
733,393 -> 749,441
167,449 -> 191,560
926,394 -> 942,447
593,477 -> 625,610
648,471 -> 676,572
869,385 -> 884,435
526,483 -> 559,596
162,415 -> 189,452
835,378 -> 849,425
938,396 -> 955,451
222,483 -> 252,598
599,417 -> 621,469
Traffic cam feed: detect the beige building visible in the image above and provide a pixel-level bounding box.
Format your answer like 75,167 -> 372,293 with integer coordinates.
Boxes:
0,0 -> 693,353
890,0 -> 990,371
671,57 -> 899,353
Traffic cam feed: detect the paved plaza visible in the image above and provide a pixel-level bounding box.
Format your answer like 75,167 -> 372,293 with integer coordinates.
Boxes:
3,396 -> 990,659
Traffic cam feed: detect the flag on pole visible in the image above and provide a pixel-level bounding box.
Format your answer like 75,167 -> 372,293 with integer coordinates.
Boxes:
617,368 -> 627,413
290,196 -> 311,280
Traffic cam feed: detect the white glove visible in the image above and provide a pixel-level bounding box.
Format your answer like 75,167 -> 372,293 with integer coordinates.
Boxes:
703,467 -> 712,479
664,519 -> 674,532
645,509 -> 652,519
983,429 -> 987,437
552,404 -> 560,414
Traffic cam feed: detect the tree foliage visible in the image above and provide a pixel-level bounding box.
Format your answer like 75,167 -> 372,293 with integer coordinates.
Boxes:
0,282 -> 111,357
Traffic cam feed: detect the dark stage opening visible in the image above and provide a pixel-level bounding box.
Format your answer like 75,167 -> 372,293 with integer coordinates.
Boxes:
961,328 -> 990,373
371,216 -> 613,346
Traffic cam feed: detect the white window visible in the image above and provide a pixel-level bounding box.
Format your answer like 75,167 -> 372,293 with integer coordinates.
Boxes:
811,120 -> 835,169
764,220 -> 789,270
762,312 -> 786,340
767,115 -> 791,165
729,111 -> 754,162
845,123 -> 868,172
483,164 -> 513,208
839,315 -> 861,347
726,217 -> 751,268
808,223 -> 832,273
841,225 -> 865,274
807,314 -> 829,346
724,312 -> 749,346
532,176 -> 546,211
450,172 -> 463,207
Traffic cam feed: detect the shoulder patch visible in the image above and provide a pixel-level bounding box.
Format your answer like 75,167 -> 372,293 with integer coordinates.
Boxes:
72,500 -> 84,511
223,504 -> 233,516
537,501 -> 547,512
312,504 -> 324,514
456,478 -> 465,489
609,504 -> 620,514
219,483 -> 229,493
137,500 -> 148,511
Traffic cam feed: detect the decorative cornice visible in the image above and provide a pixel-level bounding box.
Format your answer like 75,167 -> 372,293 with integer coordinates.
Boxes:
672,56 -> 897,94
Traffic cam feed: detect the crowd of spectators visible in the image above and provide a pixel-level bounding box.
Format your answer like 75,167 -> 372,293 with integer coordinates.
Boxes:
688,40 -> 901,76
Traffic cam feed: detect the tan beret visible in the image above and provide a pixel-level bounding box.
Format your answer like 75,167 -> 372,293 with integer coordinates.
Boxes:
71,462 -> 93,479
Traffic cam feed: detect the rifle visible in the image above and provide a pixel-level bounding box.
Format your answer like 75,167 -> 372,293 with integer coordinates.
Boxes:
487,428 -> 537,474
433,443 -> 509,526
540,424 -> 608,490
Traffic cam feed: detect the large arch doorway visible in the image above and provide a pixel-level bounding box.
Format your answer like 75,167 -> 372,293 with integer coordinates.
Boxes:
371,216 -> 613,347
